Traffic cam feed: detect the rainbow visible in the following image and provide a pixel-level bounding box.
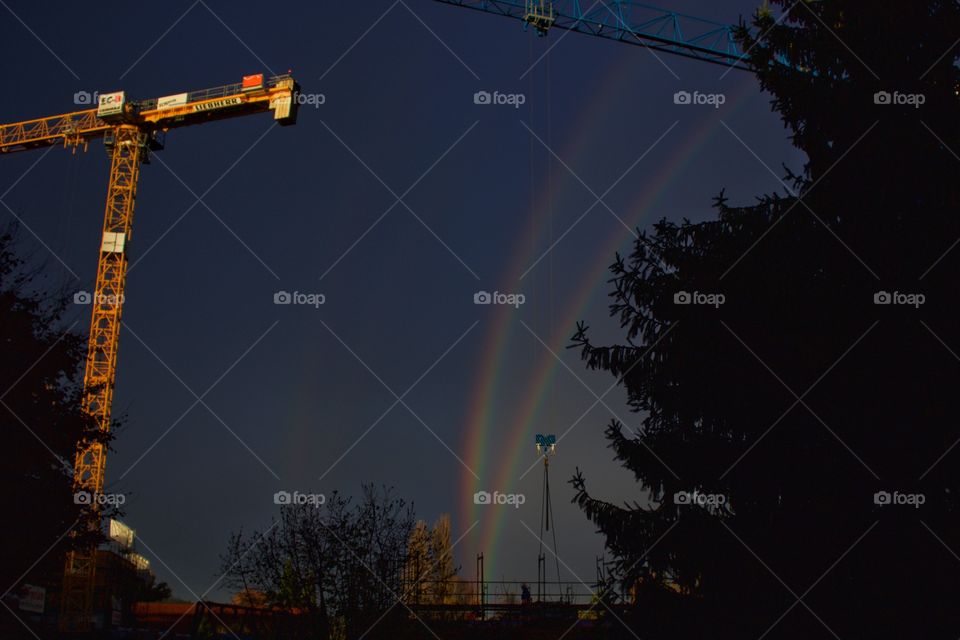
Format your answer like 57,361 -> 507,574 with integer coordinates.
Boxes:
459,70 -> 758,576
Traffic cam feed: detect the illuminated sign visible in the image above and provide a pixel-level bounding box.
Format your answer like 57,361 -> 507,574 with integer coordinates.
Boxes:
109,518 -> 135,549
157,92 -> 188,110
97,91 -> 125,117
19,585 -> 45,613
193,97 -> 243,112
242,74 -> 264,91
101,231 -> 126,254
130,553 -> 150,571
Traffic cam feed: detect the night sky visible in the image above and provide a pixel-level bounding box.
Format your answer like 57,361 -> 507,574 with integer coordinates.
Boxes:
1,0 -> 804,599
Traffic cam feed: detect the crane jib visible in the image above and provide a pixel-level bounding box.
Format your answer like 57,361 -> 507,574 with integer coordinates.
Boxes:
0,75 -> 300,155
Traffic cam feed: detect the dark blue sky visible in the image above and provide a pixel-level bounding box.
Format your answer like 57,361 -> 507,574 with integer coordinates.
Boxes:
1,0 -> 803,600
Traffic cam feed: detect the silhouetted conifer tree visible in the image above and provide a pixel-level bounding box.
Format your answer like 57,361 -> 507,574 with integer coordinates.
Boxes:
570,2 -> 960,637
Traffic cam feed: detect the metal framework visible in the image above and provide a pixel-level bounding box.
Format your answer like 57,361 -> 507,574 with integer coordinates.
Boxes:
59,125 -> 147,631
432,0 -> 748,69
0,74 -> 299,154
0,73 -> 299,633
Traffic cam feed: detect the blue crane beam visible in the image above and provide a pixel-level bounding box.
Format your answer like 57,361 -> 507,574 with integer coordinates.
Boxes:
431,1 -> 751,70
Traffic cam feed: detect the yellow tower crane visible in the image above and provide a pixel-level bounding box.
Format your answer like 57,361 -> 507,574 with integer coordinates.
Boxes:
0,72 -> 300,633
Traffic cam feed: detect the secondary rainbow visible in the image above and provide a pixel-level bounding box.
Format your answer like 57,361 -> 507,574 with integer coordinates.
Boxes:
460,74 -> 759,576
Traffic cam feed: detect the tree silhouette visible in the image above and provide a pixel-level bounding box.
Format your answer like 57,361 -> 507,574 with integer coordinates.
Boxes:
221,484 -> 415,640
0,227 -> 110,607
570,2 -> 960,637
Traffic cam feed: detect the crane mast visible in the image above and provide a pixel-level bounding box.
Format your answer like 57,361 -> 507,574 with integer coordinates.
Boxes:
58,124 -> 145,632
0,72 -> 299,633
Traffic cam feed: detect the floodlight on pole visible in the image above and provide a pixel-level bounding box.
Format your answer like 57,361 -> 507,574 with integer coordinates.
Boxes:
535,433 -> 557,456
535,432 -> 561,598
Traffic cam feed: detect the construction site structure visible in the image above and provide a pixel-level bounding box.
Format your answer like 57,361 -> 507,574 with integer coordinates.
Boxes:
0,71 -> 300,632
